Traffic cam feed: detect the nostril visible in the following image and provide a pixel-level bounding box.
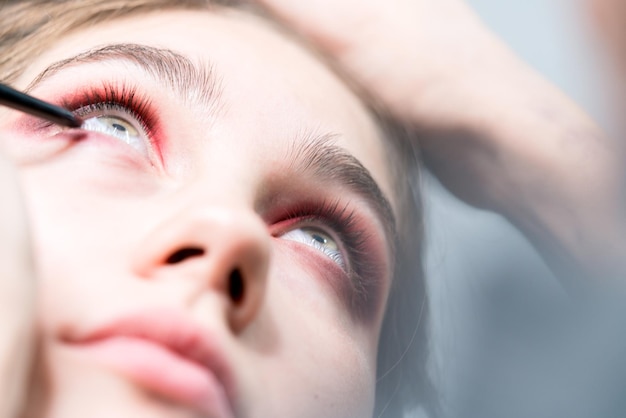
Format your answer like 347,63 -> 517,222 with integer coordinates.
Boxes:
229,268 -> 245,304
165,247 -> 205,264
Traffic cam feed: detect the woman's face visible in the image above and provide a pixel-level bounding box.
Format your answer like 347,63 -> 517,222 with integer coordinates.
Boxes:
0,8 -> 398,418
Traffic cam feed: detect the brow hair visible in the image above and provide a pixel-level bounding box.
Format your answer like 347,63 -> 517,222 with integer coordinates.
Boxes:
286,131 -> 398,248
26,43 -> 398,250
26,44 -> 223,114
0,1 -> 434,415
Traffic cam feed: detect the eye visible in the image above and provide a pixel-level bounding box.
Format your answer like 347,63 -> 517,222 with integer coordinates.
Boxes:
282,226 -> 346,269
81,113 -> 149,156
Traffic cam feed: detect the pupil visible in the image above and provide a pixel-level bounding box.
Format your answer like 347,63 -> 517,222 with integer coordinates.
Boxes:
312,234 -> 327,245
112,123 -> 127,132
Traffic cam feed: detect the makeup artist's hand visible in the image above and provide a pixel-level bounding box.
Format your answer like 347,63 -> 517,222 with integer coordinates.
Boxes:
0,155 -> 35,418
257,0 -> 626,283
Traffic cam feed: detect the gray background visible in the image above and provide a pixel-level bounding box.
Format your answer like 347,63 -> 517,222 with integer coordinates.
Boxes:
420,0 -> 616,416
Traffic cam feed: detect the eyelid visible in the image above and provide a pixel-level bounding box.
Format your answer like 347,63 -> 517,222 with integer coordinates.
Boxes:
59,82 -> 164,166
269,200 -> 387,323
270,200 -> 362,275
80,110 -> 150,157
280,222 -> 348,271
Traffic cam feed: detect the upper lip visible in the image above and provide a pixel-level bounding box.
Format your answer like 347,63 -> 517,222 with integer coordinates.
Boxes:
67,308 -> 237,412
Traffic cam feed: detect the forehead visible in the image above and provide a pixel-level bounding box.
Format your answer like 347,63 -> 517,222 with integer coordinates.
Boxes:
15,8 -> 396,211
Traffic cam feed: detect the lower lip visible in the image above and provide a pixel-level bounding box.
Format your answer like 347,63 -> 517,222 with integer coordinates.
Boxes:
72,336 -> 233,418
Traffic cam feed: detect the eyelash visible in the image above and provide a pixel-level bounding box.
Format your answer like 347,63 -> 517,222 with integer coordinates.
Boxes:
60,83 -> 381,308
280,199 -> 376,288
61,82 -> 157,140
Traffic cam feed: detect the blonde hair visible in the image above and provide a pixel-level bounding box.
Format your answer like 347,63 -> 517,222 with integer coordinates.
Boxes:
0,1 -> 435,415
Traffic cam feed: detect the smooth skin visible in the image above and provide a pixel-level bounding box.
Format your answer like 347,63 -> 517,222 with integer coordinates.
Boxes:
1,0 -> 625,416
0,156 -> 35,418
257,0 -> 626,283
0,8 -> 395,418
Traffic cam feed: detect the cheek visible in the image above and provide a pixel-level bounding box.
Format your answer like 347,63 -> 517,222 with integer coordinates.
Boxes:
20,163 -> 131,266
271,241 -> 343,319
17,163 -> 145,330
250,250 -> 378,417
16,132 -> 159,260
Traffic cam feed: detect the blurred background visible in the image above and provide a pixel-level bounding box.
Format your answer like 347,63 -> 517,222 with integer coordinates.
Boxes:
420,0 -> 621,417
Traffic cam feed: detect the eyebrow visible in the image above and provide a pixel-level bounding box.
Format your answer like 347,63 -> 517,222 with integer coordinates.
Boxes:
286,132 -> 397,251
26,43 -> 222,112
28,43 -> 397,252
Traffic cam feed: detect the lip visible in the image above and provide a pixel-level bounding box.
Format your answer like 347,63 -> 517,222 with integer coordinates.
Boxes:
64,309 -> 236,417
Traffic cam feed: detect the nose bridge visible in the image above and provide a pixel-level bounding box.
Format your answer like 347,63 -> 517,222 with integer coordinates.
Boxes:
133,199 -> 271,333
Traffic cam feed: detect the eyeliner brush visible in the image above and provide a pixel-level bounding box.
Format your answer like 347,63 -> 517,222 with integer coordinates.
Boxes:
0,83 -> 83,128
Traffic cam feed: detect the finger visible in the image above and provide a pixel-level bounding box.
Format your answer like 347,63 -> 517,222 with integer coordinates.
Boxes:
0,156 -> 36,418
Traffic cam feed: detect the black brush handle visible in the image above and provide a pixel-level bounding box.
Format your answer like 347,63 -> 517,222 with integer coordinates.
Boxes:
0,83 -> 82,128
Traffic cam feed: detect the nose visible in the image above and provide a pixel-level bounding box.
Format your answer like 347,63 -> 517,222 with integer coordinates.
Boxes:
133,206 -> 271,333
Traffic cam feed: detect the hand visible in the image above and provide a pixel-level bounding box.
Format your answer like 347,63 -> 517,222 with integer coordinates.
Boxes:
255,0 -> 551,207
0,155 -> 36,418
256,0 -> 626,283
255,0 -> 499,125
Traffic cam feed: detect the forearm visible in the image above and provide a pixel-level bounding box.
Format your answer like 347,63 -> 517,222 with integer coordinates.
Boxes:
257,0 -> 626,282
415,42 -> 626,284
